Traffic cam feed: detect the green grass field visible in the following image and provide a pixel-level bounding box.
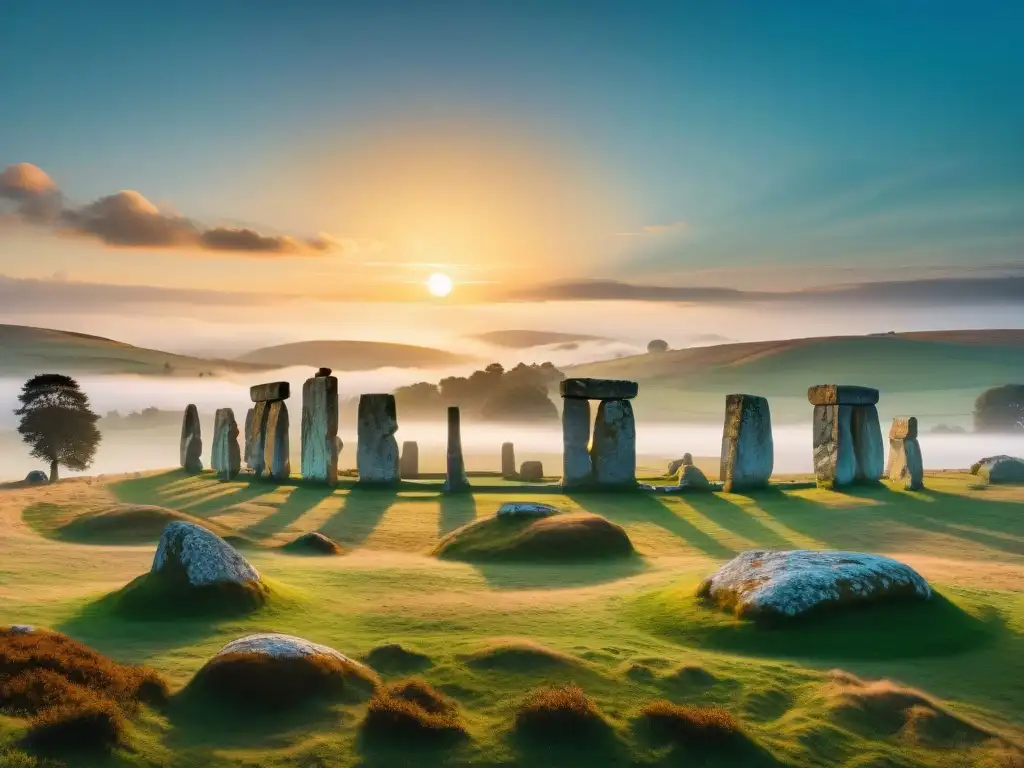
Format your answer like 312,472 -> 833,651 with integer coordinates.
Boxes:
1,469 -> 1022,767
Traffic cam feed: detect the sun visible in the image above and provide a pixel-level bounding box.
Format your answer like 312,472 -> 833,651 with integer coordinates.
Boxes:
427,272 -> 453,297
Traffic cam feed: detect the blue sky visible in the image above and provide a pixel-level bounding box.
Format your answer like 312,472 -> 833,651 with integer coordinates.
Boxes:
0,0 -> 1021,348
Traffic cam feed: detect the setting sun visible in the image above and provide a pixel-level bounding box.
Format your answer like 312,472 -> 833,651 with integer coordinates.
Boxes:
427,272 -> 453,297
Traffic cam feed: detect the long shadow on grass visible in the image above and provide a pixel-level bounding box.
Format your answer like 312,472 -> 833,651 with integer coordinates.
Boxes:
569,491 -> 736,559
472,556 -> 650,591
438,492 -> 477,537
684,493 -> 798,550
240,485 -> 336,540
317,486 -> 399,547
111,469 -> 278,520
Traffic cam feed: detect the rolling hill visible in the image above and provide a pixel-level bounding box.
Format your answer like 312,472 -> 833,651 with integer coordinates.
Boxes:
472,329 -> 615,348
236,340 -> 476,371
567,329 -> 1024,426
0,325 -> 272,377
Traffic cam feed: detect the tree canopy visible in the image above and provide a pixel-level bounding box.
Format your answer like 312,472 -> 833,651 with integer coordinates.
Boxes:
647,339 -> 669,353
14,374 -> 102,482
973,384 -> 1024,433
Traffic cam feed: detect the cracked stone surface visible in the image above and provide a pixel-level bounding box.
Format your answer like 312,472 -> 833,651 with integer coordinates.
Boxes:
356,394 -> 400,484
301,375 -> 339,484
590,399 -> 636,487
152,521 -> 262,588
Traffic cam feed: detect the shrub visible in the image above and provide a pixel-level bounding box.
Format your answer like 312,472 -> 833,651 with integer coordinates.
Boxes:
639,699 -> 743,747
24,700 -> 124,752
361,679 -> 466,743
513,685 -> 608,739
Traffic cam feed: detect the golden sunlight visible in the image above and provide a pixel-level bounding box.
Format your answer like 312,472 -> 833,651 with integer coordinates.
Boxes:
427,272 -> 453,297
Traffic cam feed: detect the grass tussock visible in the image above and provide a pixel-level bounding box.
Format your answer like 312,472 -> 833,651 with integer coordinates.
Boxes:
826,672 -> 996,748
666,664 -> 719,688
361,678 -> 467,743
364,643 -> 433,675
280,531 -> 344,556
0,628 -> 167,753
185,651 -> 379,710
433,512 -> 634,562
513,684 -> 609,740
461,639 -> 582,672
638,699 -> 745,747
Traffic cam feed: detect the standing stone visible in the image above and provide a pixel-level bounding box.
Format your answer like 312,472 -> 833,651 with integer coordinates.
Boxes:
263,401 -> 291,481
211,408 -> 241,481
886,417 -> 924,491
851,405 -> 884,483
443,407 -> 470,493
519,461 -> 544,481
335,436 -> 344,463
720,394 -> 774,492
356,394 -> 400,485
561,398 -> 593,487
589,399 -> 636,487
180,404 -> 203,474
244,407 -> 255,468
813,404 -> 857,488
501,442 -> 517,478
247,402 -> 269,476
400,441 -> 419,478
301,375 -> 339,484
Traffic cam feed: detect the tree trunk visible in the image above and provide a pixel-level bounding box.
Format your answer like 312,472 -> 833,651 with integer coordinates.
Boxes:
49,460 -> 59,483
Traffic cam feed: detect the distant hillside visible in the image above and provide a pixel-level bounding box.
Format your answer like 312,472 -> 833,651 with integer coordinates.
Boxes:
568,329 -> 1024,426
237,340 -> 476,371
0,324 -> 271,377
473,330 -> 614,348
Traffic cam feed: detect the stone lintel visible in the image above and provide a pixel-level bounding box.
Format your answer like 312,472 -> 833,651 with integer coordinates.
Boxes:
559,378 -> 638,400
807,384 -> 879,406
251,381 -> 291,402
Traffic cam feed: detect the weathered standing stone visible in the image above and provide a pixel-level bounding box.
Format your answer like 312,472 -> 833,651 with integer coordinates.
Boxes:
590,399 -> 637,487
247,402 -> 269,476
244,407 -> 255,467
501,442 -> 516,477
886,417 -> 924,490
250,381 -> 290,402
356,394 -> 400,485
211,408 -> 241,481
560,378 -> 638,400
678,464 -> 711,490
399,441 -> 419,478
807,385 -> 880,406
720,394 -> 774,492
561,397 -> 592,487
263,401 -> 291,481
851,405 -> 884,483
180,404 -> 203,474
812,404 -> 857,488
443,407 -> 470,493
518,461 -> 544,481
301,375 -> 339,484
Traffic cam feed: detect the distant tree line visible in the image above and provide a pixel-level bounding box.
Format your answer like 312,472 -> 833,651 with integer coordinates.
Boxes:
974,384 -> 1024,433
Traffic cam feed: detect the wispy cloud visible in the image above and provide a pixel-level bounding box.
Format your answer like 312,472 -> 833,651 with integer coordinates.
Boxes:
0,162 -> 342,256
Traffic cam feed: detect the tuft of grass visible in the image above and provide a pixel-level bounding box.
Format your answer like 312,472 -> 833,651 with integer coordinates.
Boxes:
513,684 -> 609,740
280,531 -> 344,556
100,571 -> 270,620
183,651 -> 380,711
0,628 -> 167,755
360,678 -> 466,744
637,699 -> 744,747
433,512 -> 634,562
364,643 -> 433,675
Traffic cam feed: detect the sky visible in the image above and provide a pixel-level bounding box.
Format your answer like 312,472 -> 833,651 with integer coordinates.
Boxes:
1,0 -> 1022,355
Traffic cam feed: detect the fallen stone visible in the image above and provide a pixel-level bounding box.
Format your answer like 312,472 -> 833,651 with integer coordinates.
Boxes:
247,402 -> 269,476
590,399 -> 637,487
250,381 -> 290,403
970,455 -> 1015,475
501,442 -> 517,477
24,470 -> 48,484
301,374 -> 339,484
211,408 -> 241,481
678,464 -> 712,490
807,385 -> 880,406
560,378 -> 638,400
262,401 -> 291,481
720,394 -> 773,492
356,394 -> 400,485
519,460 -> 544,481
444,406 -> 470,493
813,404 -> 857,488
153,521 -> 263,589
284,531 -> 343,555
2,624 -> 35,634
215,632 -> 360,663
977,456 -> 1024,485
180,404 -> 203,474
697,549 -> 931,620
400,441 -> 419,478
496,502 -> 559,518
851,405 -> 884,482
560,397 -> 592,487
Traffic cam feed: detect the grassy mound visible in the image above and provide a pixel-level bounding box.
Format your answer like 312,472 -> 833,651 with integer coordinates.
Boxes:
433,512 -> 634,562
24,502 -> 239,545
513,685 -> 610,741
99,571 -> 270,620
184,651 -> 379,711
360,679 -> 466,744
664,664 -> 719,689
826,672 -> 996,748
461,640 -> 584,673
0,628 -> 168,753
628,581 -> 1002,660
364,643 -> 433,675
280,531 -> 344,556
637,700 -> 744,747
